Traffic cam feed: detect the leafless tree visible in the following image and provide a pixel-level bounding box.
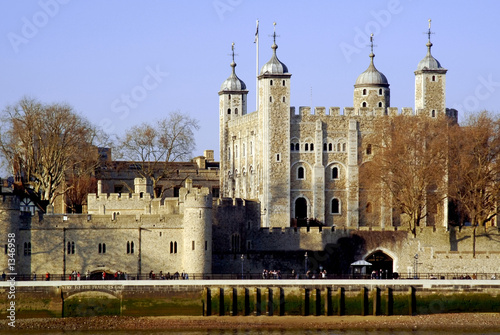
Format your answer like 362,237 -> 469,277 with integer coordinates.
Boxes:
448,111 -> 500,256
0,97 -> 103,208
118,111 -> 199,198
363,114 -> 449,237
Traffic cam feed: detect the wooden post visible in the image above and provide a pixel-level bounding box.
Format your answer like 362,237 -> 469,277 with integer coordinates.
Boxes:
219,288 -> 225,316
386,287 -> 393,316
232,288 -> 237,316
267,288 -> 274,316
315,288 -> 321,316
325,287 -> 332,316
205,288 -> 212,316
279,287 -> 285,316
244,288 -> 250,316
373,287 -> 380,316
304,288 -> 310,316
338,287 -> 345,316
256,288 -> 261,316
361,287 -> 368,316
409,286 -> 416,316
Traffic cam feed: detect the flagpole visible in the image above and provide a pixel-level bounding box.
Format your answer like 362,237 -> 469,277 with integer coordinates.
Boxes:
255,19 -> 259,112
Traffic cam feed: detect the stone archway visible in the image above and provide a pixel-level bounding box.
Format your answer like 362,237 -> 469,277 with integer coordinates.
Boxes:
295,197 -> 308,226
366,250 -> 394,279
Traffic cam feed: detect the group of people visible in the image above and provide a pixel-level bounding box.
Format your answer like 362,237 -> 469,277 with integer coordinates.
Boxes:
148,270 -> 188,280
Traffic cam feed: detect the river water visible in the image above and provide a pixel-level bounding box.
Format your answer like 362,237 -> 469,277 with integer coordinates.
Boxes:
2,330 -> 498,334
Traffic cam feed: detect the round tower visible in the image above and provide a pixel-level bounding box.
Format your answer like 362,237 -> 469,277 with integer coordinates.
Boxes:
181,180 -> 212,275
353,34 -> 390,110
219,42 -> 248,198
0,190 -> 21,274
414,19 -> 447,117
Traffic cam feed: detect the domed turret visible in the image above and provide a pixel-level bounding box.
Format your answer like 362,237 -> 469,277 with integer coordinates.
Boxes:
220,45 -> 247,92
355,53 -> 389,86
260,42 -> 289,75
353,34 -> 390,109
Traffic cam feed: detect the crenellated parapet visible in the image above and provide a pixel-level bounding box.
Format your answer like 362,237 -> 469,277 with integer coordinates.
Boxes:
290,106 -> 422,120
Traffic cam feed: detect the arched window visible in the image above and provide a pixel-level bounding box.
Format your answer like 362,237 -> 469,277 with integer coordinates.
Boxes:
337,143 -> 341,151
310,143 -> 314,151
291,143 -> 295,151
332,166 -> 339,179
295,143 -> 299,151
331,198 -> 340,214
305,143 -> 309,151
235,108 -> 238,114
71,242 -> 74,254
282,96 -> 286,103
67,242 -> 71,255
170,241 -> 173,254
379,88 -> 383,95
328,143 -> 333,151
431,110 -> 436,117
432,75 -> 436,81
323,143 -> 327,151
98,243 -> 102,254
227,108 -> 231,114
174,242 -> 177,254
366,144 -> 372,155
362,89 -> 367,95
269,96 -> 273,102
270,79 -> 273,86
102,243 -> 106,254
282,80 -> 286,86
297,166 -> 305,179
362,102 -> 367,107
127,241 -> 130,254
131,241 -> 134,254
342,143 -> 346,151
378,102 -> 383,108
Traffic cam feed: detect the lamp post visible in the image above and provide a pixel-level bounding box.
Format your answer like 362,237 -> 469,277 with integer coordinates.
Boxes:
413,253 -> 419,279
240,254 -> 244,279
304,252 -> 308,276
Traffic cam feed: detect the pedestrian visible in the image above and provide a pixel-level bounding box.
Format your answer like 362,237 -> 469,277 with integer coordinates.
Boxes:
46,272 -> 50,281
77,272 -> 81,281
86,270 -> 90,280
33,272 -> 36,281
102,271 -> 106,280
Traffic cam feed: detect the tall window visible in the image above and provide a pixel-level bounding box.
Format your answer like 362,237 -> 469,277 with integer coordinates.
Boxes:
332,166 -> 339,179
362,102 -> 367,107
366,144 -> 372,155
298,166 -> 305,179
291,143 -> 295,151
331,198 -> 340,214
378,102 -> 383,107
362,89 -> 367,95
310,143 -> 314,151
295,143 -> 299,151
305,143 -> 309,151
99,243 -> 106,254
379,88 -> 383,95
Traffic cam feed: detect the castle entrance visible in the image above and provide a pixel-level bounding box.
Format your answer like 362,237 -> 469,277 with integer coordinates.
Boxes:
366,251 -> 393,279
295,197 -> 307,226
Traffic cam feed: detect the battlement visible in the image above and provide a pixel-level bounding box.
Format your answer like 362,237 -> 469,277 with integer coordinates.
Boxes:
290,106 -> 418,119
0,193 -> 19,209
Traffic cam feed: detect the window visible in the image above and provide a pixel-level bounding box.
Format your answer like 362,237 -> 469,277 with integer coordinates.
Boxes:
282,96 -> 286,102
231,234 -> 241,252
342,143 -> 346,151
431,110 -> 436,117
212,187 -> 220,198
432,75 -> 436,81
332,166 -> 339,179
174,187 -> 180,197
205,241 -> 208,251
331,198 -> 340,214
362,89 -> 367,95
98,243 -> 106,254
270,79 -> 273,86
276,153 -> 280,162
291,143 -> 295,151
378,102 -> 383,108
323,143 -> 327,151
366,144 -> 372,155
298,166 -> 305,179
192,241 -> 195,250
305,143 -> 309,151
282,80 -> 286,86
310,143 -> 314,151
379,88 -> 383,95
295,143 -> 299,151
170,242 -> 178,254
366,202 -> 372,213
227,108 -> 231,114
24,242 -> 31,256
337,143 -> 341,151
328,143 -> 332,151
127,241 -> 134,254
67,242 -> 75,255
235,108 -> 238,114
362,102 -> 367,107
269,96 -> 273,102
127,241 -> 130,254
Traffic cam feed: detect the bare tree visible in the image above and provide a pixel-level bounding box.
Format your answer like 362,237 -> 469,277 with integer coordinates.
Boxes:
118,111 -> 199,198
363,114 -> 449,237
448,111 -> 500,256
0,97 -> 102,208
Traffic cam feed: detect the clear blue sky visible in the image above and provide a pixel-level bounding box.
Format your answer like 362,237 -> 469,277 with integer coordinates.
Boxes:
1,0 -> 499,162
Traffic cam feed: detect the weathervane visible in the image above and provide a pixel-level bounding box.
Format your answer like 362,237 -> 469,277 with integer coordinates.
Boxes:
426,19 -> 434,44
367,33 -> 377,59
271,22 -> 279,45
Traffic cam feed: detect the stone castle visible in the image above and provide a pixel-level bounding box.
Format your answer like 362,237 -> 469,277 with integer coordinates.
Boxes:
1,24 -> 499,279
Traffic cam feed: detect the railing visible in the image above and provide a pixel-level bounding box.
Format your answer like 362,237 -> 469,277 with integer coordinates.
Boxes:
3,272 -> 499,282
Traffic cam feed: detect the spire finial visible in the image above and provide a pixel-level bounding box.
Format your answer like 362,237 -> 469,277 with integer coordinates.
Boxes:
229,42 -> 237,72
427,19 -> 432,42
367,33 -> 376,62
425,18 -> 434,51
273,22 -> 277,45
231,42 -> 235,62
